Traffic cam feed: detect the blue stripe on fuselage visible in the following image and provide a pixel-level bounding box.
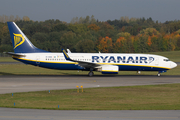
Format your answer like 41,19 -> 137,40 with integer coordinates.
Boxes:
13,57 -> 84,70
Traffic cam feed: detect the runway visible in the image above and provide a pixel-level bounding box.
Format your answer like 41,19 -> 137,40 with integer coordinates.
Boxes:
0,75 -> 180,94
0,75 -> 180,120
0,108 -> 179,120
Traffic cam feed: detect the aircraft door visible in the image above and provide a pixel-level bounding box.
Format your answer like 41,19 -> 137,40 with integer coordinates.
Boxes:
36,56 -> 40,65
155,57 -> 159,65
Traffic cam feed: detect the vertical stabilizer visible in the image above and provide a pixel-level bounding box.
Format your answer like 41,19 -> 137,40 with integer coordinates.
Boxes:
7,22 -> 48,53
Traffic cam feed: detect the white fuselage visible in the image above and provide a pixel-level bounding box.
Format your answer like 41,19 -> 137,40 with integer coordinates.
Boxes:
13,52 -> 177,72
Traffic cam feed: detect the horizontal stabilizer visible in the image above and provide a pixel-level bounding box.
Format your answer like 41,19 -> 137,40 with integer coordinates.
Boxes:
4,52 -> 26,57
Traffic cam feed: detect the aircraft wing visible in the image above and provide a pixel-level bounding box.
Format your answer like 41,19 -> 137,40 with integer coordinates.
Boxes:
62,49 -> 101,69
4,52 -> 26,57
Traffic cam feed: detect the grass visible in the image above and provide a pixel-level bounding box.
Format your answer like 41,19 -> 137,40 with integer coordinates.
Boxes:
0,57 -> 18,62
0,64 -> 91,75
0,84 -> 180,110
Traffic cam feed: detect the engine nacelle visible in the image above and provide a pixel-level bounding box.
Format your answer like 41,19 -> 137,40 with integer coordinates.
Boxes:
101,65 -> 119,74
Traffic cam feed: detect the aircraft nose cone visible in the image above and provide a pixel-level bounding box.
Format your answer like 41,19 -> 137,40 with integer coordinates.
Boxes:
171,61 -> 177,69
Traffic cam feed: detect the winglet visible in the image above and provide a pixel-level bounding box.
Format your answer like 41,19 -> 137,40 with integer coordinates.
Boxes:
62,49 -> 72,61
67,49 -> 71,53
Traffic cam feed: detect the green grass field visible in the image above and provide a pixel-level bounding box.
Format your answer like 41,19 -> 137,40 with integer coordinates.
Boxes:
0,84 -> 180,110
0,57 -> 18,62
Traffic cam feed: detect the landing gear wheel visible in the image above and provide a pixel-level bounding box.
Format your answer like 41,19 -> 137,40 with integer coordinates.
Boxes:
88,71 -> 94,77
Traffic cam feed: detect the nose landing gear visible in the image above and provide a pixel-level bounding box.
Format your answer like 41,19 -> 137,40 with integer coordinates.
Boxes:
157,73 -> 161,77
157,70 -> 167,76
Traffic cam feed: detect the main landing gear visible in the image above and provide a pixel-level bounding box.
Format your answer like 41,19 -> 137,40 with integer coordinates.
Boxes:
88,68 -> 94,77
88,71 -> 94,77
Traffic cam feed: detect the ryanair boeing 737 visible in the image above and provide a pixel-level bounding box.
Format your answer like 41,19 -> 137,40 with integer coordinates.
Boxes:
6,22 -> 177,76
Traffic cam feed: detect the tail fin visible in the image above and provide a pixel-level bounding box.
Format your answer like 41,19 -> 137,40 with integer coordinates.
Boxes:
7,22 -> 48,53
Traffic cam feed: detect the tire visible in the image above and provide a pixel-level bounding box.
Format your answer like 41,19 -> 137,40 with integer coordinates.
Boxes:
88,71 -> 94,77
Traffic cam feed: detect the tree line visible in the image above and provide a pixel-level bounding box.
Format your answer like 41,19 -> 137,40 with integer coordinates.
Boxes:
0,15 -> 180,53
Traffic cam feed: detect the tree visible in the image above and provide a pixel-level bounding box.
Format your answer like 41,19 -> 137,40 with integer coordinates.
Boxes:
90,15 -> 96,23
23,16 -> 30,21
68,24 -> 88,34
88,24 -> 100,31
15,15 -> 21,21
75,39 -> 95,52
176,36 -> 180,50
140,28 -> 159,36
97,36 -> 112,53
31,32 -> 49,50
117,32 -> 131,38
60,31 -> 79,51
83,16 -> 90,24
0,44 -> 13,52
134,35 -> 149,53
147,36 -> 152,46
52,24 -> 68,32
114,36 -> 126,52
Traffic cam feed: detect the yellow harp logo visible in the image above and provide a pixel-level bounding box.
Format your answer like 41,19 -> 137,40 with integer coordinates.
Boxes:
13,33 -> 25,49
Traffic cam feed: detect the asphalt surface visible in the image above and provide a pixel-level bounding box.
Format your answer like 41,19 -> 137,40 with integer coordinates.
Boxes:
0,75 -> 180,94
0,108 -> 179,120
0,75 -> 180,120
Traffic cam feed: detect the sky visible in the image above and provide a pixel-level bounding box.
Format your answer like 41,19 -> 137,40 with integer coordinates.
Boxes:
0,0 -> 180,23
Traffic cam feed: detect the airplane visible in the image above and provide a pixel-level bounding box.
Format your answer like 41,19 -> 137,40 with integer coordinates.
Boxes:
5,22 -> 177,76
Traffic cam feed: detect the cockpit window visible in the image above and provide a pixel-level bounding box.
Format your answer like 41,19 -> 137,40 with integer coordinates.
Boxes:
164,59 -> 170,62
